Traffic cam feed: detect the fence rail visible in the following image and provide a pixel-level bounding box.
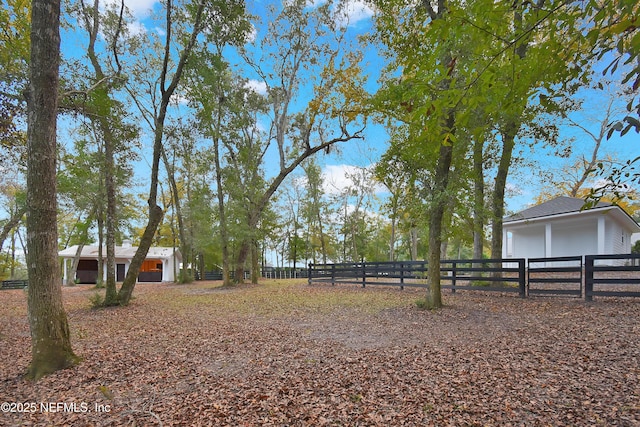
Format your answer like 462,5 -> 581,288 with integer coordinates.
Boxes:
440,259 -> 525,296
309,259 -> 527,297
527,256 -> 583,297
585,254 -> 640,301
1,280 -> 28,290
308,254 -> 640,301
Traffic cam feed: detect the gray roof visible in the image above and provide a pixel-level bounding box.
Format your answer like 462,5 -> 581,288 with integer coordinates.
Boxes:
59,245 -> 182,261
504,196 -> 612,222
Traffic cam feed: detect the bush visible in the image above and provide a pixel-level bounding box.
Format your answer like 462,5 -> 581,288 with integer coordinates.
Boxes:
89,292 -> 104,309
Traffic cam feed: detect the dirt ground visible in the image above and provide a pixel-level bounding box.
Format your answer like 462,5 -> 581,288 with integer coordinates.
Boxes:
1,280 -> 639,426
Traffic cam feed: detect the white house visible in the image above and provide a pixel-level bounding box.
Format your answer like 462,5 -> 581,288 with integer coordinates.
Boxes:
503,196 -> 640,262
59,241 -> 182,283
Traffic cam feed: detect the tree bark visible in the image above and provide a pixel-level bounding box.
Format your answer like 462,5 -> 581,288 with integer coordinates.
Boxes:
212,128 -> 231,286
425,122 -> 454,309
118,204 -> 164,303
490,123 -> 517,262
65,243 -> 84,287
25,0 -> 78,380
490,9 -> 528,263
234,241 -> 249,284
473,137 -> 485,262
251,239 -> 259,284
118,0 -> 206,304
0,204 -> 26,252
161,147 -> 192,283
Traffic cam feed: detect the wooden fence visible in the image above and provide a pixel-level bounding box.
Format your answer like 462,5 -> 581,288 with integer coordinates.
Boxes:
0,280 -> 28,290
308,254 -> 640,301
308,259 -> 526,297
585,254 -> 640,301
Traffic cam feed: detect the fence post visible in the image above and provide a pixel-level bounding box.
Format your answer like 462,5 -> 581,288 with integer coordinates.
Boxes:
331,263 -> 336,286
400,262 -> 404,290
451,261 -> 457,294
362,261 -> 366,288
308,263 -> 312,285
585,256 -> 594,302
518,259 -> 526,298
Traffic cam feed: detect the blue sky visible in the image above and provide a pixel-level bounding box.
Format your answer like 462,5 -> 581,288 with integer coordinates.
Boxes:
56,0 -> 639,219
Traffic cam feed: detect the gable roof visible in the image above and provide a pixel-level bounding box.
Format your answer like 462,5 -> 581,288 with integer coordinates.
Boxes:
59,245 -> 182,261
504,196 -> 640,233
504,196 -> 611,222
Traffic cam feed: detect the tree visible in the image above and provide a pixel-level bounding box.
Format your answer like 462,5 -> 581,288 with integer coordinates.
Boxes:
117,0 -> 220,304
25,0 -> 78,379
218,0 -> 366,282
371,0 -> 599,307
301,159 -> 332,265
335,166 -> 378,262
71,0 -> 131,304
0,0 -> 30,161
372,0 -> 470,308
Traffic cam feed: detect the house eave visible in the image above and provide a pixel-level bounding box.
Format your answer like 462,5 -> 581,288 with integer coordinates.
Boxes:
504,205 -> 640,233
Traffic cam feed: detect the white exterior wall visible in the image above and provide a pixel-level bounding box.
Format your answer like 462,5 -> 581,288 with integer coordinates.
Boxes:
606,219 -> 626,254
162,256 -> 178,282
510,225 -> 545,259
549,220 -> 598,257
504,209 -> 639,266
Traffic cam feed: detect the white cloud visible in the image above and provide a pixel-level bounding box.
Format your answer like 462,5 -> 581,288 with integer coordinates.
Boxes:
170,92 -> 189,106
245,79 -> 268,95
322,164 -> 358,194
283,0 -> 373,27
321,164 -> 386,195
335,0 -> 375,27
103,0 -> 157,17
126,20 -> 147,36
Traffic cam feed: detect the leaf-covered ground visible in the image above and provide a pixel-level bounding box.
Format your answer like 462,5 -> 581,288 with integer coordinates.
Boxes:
1,280 -> 639,426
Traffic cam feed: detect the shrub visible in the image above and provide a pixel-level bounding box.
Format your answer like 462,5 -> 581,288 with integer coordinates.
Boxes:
89,292 -> 104,309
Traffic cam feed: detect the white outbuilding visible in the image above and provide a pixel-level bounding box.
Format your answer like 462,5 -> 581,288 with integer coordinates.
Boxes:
503,196 -> 640,263
59,241 -> 182,283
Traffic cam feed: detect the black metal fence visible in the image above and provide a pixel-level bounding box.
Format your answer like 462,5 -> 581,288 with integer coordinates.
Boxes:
308,254 -> 640,301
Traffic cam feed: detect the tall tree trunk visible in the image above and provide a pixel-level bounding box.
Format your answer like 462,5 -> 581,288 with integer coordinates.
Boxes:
317,211 -> 327,265
118,0 -> 206,304
473,137 -> 485,262
66,243 -> 84,287
234,241 -> 249,284
104,137 -> 117,301
0,204 -> 26,251
96,214 -> 104,287
162,147 -> 192,283
425,114 -> 455,309
10,228 -> 16,277
78,0 -> 122,304
251,239 -> 259,284
410,225 -> 418,261
213,134 -> 231,286
491,9 -> 528,263
25,0 -> 78,380
490,124 -> 517,262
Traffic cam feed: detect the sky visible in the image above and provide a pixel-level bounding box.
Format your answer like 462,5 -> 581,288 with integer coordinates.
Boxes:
57,0 -> 640,219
